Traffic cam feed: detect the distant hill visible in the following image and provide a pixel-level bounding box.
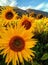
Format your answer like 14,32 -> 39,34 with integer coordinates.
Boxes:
26,9 -> 48,17
13,7 -> 28,16
13,7 -> 48,17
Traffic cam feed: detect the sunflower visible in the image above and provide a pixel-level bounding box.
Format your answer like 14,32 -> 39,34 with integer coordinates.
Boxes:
36,14 -> 44,19
0,22 -> 37,65
18,14 -> 35,32
0,6 -> 18,24
42,17 -> 48,32
33,17 -> 48,33
29,12 -> 36,18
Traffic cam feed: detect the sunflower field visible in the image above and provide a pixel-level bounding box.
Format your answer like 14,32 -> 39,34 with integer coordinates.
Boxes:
0,6 -> 48,65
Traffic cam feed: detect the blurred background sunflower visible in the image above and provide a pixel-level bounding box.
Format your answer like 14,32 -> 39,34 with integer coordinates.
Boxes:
0,6 -> 18,24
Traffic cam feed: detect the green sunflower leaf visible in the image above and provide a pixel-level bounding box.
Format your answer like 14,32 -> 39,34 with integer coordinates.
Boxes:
41,53 -> 48,60
45,44 -> 48,47
32,61 -> 40,65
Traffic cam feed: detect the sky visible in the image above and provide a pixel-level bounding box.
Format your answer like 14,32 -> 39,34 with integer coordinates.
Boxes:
0,0 -> 48,12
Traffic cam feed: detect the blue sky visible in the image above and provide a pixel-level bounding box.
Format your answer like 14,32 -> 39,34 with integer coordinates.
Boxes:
0,0 -> 48,12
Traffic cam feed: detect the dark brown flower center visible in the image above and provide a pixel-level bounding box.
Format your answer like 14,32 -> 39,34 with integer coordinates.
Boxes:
9,36 -> 25,52
5,11 -> 14,20
22,20 -> 31,30
37,14 -> 43,19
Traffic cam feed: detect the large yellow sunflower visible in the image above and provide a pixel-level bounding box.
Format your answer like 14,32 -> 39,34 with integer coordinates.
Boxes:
0,22 -> 37,65
0,6 -> 18,23
18,14 -> 36,32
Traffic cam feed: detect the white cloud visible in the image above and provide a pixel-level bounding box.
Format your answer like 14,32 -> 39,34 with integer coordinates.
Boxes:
9,0 -> 17,6
35,3 -> 48,12
45,3 -> 48,8
0,0 -> 17,6
18,2 -> 48,12
33,3 -> 48,12
35,3 -> 45,10
18,6 -> 33,10
0,0 -> 7,6
43,9 -> 48,12
18,3 -> 45,10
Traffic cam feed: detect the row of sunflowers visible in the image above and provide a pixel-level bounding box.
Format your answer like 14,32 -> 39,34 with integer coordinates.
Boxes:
0,6 -> 48,65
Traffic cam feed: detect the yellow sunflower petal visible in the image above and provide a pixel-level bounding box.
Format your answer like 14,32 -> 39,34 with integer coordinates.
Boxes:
18,52 -> 24,65
22,50 -> 32,61
25,48 -> 35,57
25,39 -> 37,48
12,52 -> 19,65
